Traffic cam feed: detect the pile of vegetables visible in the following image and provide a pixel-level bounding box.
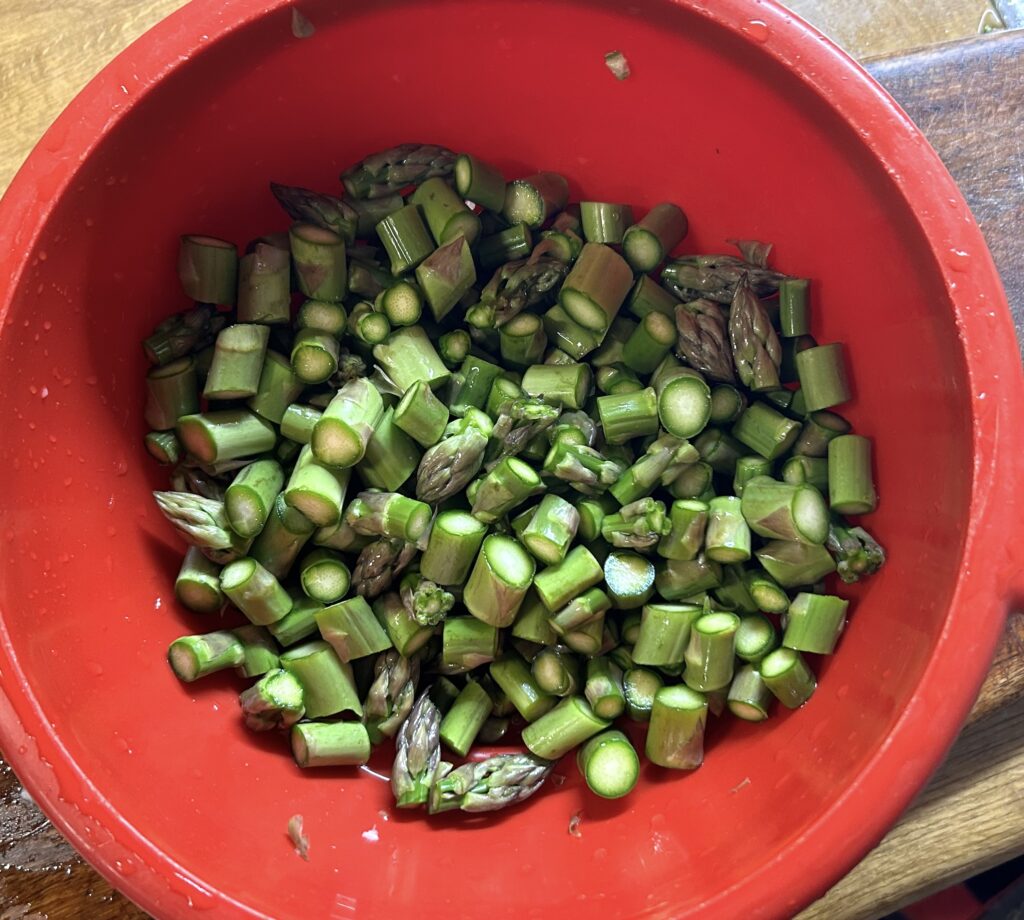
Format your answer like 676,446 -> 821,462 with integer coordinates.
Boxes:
145,143 -> 885,816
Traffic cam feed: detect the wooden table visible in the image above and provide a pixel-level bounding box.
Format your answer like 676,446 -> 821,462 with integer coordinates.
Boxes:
1,4 -> 1022,918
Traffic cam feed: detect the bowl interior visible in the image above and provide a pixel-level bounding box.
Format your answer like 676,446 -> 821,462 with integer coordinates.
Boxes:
0,0 -> 977,916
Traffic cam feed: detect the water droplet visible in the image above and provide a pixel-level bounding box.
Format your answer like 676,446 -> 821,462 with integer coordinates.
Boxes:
743,20 -> 770,42
593,847 -> 608,861
38,250 -> 48,262
113,455 -> 128,476
42,321 -> 52,331
947,248 -> 971,272
87,661 -> 104,677
836,684 -> 849,700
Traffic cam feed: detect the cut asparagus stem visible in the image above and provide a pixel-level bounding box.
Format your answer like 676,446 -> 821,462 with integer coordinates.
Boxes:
657,374 -> 711,440
499,313 -> 548,368
783,592 -> 849,654
225,459 -> 284,538
550,587 -> 612,635
145,430 -> 182,466
828,434 -> 878,515
559,243 -> 634,333
667,461 -> 714,501
735,614 -> 779,663
232,625 -> 280,677
827,519 -> 886,583
628,274 -> 680,321
778,278 -> 810,337
415,235 -> 478,322
744,569 -> 790,614
438,330 -> 472,368
439,679 -> 493,756
279,638 -> 363,718
601,497 -> 670,550
796,343 -> 852,411
632,603 -> 701,666
372,592 -> 434,658
621,311 -> 676,375
533,545 -> 604,611
292,721 -> 371,767
345,491 -> 432,544
471,457 -> 543,524
740,475 -> 830,544
237,243 -> 290,324
373,325 -> 451,393
429,753 -> 553,815
174,546 -> 224,613
311,379 -> 385,468
376,203 -> 435,275
597,387 -> 660,445
177,409 -> 276,464
782,456 -> 830,493
503,171 -> 569,228
576,497 -> 610,543
168,630 -> 244,682
356,407 -> 422,492
512,589 -> 559,646
530,646 -> 579,697
283,444 -> 351,527
596,364 -> 642,395
693,428 -> 746,475
646,684 -> 708,769
442,616 -> 499,671
521,696 -> 610,760
248,351 -> 304,425
603,551 -> 656,608
520,363 -> 591,410
290,329 -> 339,385
584,656 -> 626,719
478,223 -> 532,270
577,729 -> 640,799
727,665 -> 774,722
623,667 -> 664,722
755,540 -> 836,588
733,455 -> 772,497
580,202 -> 633,244
220,557 -> 292,626
521,494 -> 579,566
658,499 -> 709,561
153,491 -> 251,564
378,280 -> 424,328
454,153 -> 506,212
202,324 -> 271,400
793,410 -> 852,457
732,402 -> 801,460
760,647 -> 817,708
250,493 -> 315,579
391,690 -> 442,809
288,222 -> 346,302
704,496 -> 752,563
415,510 -> 485,586
682,611 -> 740,692
178,234 -> 238,304
656,554 -> 723,600
464,534 -> 536,627
781,333 -> 817,382
316,596 -> 393,662
280,404 -> 322,445
563,613 -> 607,657
298,548 -> 351,604
450,355 -> 503,418
145,357 -> 199,431
542,305 -> 601,360
409,176 -> 482,246
622,202 -> 688,272
296,299 -> 347,336
709,384 -> 748,426
268,595 -> 322,647
352,304 -> 391,345
393,380 -> 450,448
239,668 -> 304,732
490,655 -> 557,721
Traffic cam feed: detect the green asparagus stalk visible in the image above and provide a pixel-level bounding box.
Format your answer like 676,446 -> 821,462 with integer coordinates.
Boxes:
704,496 -> 752,563
584,656 -> 626,719
512,589 -> 559,647
471,457 -> 544,524
661,252 -> 787,304
559,243 -> 634,333
292,721 -> 371,768
632,603 -> 701,666
429,753 -> 553,815
144,430 -> 182,465
311,379 -> 385,468
489,655 -> 557,722
533,545 -> 604,611
609,434 -> 697,505
220,557 -> 292,626
673,298 -> 736,383
343,143 -> 456,199
826,519 -> 886,583
270,181 -> 357,242
154,491 -> 251,564
399,571 -> 455,627
173,546 -> 224,613
783,592 -> 849,654
442,616 -> 499,671
344,491 -> 432,544
796,343 -> 852,411
438,329 -> 472,368
268,595 -> 322,648
371,592 -> 434,658
250,493 -> 315,579
356,407 -> 422,493
280,404 -> 322,445
550,587 -> 612,635
760,647 -> 816,708
645,684 -> 708,769
282,445 -> 351,528
289,223 -> 346,302
394,380 -> 450,448
351,537 -> 417,599
520,494 -> 579,566
391,691 -> 443,808
415,235 -> 477,322
542,305 -> 601,361
176,409 -> 276,465
529,646 -> 579,697
503,171 -> 569,228
542,441 -> 624,496
168,630 -> 244,682
454,153 -> 507,212
364,650 -> 420,743
177,235 -> 237,304
248,351 -> 305,425
145,357 -> 199,431
225,459 -> 284,538
828,434 -> 878,515
238,668 -> 304,732
728,275 -> 782,391
793,410 -> 852,457
655,553 -> 723,599
603,551 -> 656,609
741,475 -> 830,544
755,540 -> 836,588
463,534 -> 536,627
143,304 -> 226,367
316,595 -> 392,662
658,499 -> 708,561
521,696 -> 610,760
237,243 -> 291,324
727,665 -> 773,722
596,387 -> 660,445
279,639 -> 362,718
601,498 -> 670,551
440,679 -> 499,757
732,402 -> 801,459
298,548 -> 351,604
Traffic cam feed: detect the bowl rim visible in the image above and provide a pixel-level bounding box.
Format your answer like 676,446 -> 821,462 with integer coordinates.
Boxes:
0,0 -> 1022,917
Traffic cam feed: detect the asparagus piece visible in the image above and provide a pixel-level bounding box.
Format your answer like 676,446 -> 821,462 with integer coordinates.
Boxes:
760,648 -> 816,708
740,476 -> 830,544
793,410 -> 852,458
311,379 -> 385,468
646,684 -> 708,769
475,256 -> 569,328
609,433 -> 697,506
601,498 -> 670,551
477,224 -> 532,271
486,398 -> 560,469
563,614 -> 608,657
177,235 -> 237,304
694,428 -> 746,476
464,534 -> 536,628
409,176 -> 481,246
289,223 -> 346,302
543,441 -> 624,495
559,243 -> 634,333
661,252 -> 787,304
153,491 -> 251,564
503,171 -> 569,228
174,546 -> 224,613
732,402 -> 801,460
145,431 -> 181,465
168,631 -> 244,682
344,491 -> 432,543
632,603 -> 701,667
512,589 -> 559,647
729,275 -> 782,391
580,202 -> 633,244
656,554 -> 723,599
755,540 -> 836,588
316,596 -> 392,662
533,545 -> 604,611
429,753 -> 553,815
673,299 -> 736,383
237,243 -> 291,324
499,313 -> 548,368
177,409 -> 276,464
376,204 -> 435,276
657,373 -> 712,440
733,455 -> 773,497
284,444 -> 351,527
827,519 -> 886,583
603,551 -> 656,609
550,587 -> 612,635
290,329 -> 339,385
796,343 -> 852,411
471,457 -> 544,523
279,639 -> 362,718
449,355 -> 503,418
734,614 -> 779,663
704,496 -> 752,563
658,499 -> 708,561
727,665 -> 773,722
221,557 -> 292,626
394,380 -> 449,448
280,404 -> 322,445
596,387 -> 660,445
364,650 -> 420,743
292,721 -> 371,768
378,280 -> 423,328
709,383 -> 748,426
298,549 -> 351,604
520,494 -> 579,566
400,572 -> 455,627
440,679 -> 494,756
596,364 -> 642,395
529,646 -> 579,697
542,305 -> 601,360
250,493 -> 315,579
782,456 -> 830,493
145,357 -> 199,431
268,595 -> 322,648
239,669 -> 305,732
584,656 -> 626,719
270,181 -> 357,242
391,691 -> 443,808
352,537 -> 417,600
621,311 -> 676,375
521,696 -> 610,760
628,273 -> 680,322
454,153 -> 506,212
783,593 -> 849,654
828,434 -> 878,515
415,235 -> 477,322
143,304 -> 226,367
417,510 -> 487,586
415,427 -> 488,503
343,143 -> 455,199
248,351 -> 305,425
225,459 -> 284,539
622,202 -> 688,272
744,569 -> 791,614
438,329 -> 472,368
577,729 -> 640,799
203,322 -> 272,399
442,617 -> 500,671
356,407 -> 422,493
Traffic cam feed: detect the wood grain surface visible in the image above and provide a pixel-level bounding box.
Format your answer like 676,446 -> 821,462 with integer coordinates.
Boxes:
0,3 -> 1022,919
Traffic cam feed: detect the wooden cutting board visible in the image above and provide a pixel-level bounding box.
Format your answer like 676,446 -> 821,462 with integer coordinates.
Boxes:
0,22 -> 1022,920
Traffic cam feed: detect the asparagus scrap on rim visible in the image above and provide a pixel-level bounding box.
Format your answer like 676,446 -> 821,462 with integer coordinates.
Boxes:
149,144 -> 885,822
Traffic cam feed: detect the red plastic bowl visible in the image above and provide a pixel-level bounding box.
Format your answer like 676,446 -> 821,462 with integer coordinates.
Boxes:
0,1 -> 1022,917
